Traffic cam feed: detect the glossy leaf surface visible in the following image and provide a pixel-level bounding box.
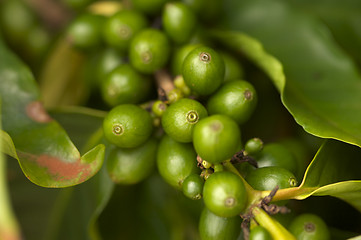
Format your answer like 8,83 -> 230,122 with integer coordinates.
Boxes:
288,0 -> 361,66
252,207 -> 295,240
47,107 -> 114,240
221,0 -> 361,148
0,36 -> 104,188
268,140 -> 361,212
39,38 -> 87,108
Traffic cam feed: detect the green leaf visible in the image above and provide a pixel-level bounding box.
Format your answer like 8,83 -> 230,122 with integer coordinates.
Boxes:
39,38 -> 88,108
295,141 -> 361,212
221,0 -> 361,148
45,166 -> 114,240
252,207 -> 296,240
1,130 -> 17,160
7,157 -> 61,240
288,0 -> 361,66
33,107 -> 113,240
49,106 -> 106,152
307,181 -> 361,210
98,174 -> 201,240
211,31 -> 285,92
0,34 -> 104,188
268,140 -> 361,212
300,140 -> 361,189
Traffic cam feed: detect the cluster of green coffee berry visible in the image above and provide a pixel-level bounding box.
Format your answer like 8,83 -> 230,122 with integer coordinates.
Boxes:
65,0 -> 331,239
0,0 -> 51,67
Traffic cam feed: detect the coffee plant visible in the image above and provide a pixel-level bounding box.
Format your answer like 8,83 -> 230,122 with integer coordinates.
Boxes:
1,0 -> 361,239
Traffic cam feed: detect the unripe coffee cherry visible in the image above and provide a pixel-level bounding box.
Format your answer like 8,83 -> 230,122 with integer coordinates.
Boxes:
199,207 -> 242,240
103,104 -> 153,148
182,46 -> 225,95
106,137 -> 158,184
103,10 -> 148,53
182,173 -> 204,200
152,100 -> 167,117
161,98 -> 208,143
203,171 -> 247,217
130,28 -> 171,74
101,64 -> 153,106
246,166 -> 298,191
289,214 -> 330,240
171,44 -> 200,76
66,13 -> 104,50
162,2 -> 197,44
249,226 -> 272,240
220,51 -> 244,81
157,134 -> 198,190
256,142 -> 298,176
193,115 -> 241,164
245,138 -> 264,155
206,80 -> 257,125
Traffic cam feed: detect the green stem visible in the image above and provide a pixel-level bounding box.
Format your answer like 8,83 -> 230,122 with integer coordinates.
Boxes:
223,162 -> 316,208
260,186 -> 317,202
0,151 -> 21,240
0,101 -> 21,240
252,207 -> 296,240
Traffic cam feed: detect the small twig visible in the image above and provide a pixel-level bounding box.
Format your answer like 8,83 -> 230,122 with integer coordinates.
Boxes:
260,186 -> 290,215
231,150 -> 258,168
261,185 -> 279,206
241,217 -> 251,240
144,101 -> 155,112
157,88 -> 168,102
155,70 -> 174,102
242,186 -> 291,239
25,0 -> 71,30
197,155 -> 205,169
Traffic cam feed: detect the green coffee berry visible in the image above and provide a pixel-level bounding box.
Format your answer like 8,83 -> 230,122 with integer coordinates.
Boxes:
103,104 -> 153,148
157,134 -> 198,190
166,88 -> 183,104
199,207 -> 242,240
103,10 -> 148,53
129,28 -> 171,74
206,80 -> 257,125
106,137 -> 158,184
66,13 -> 104,50
171,44 -> 201,76
162,2 -> 197,44
245,138 -> 264,155
213,164 -> 224,172
152,100 -> 167,117
203,171 -> 247,217
182,46 -> 225,95
193,115 -> 241,164
220,51 -> 244,81
246,166 -> 298,191
182,173 -> 204,200
161,98 -> 208,143
94,47 -> 125,85
289,214 -> 330,240
249,226 -> 272,240
101,64 -> 153,106
256,142 -> 298,176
